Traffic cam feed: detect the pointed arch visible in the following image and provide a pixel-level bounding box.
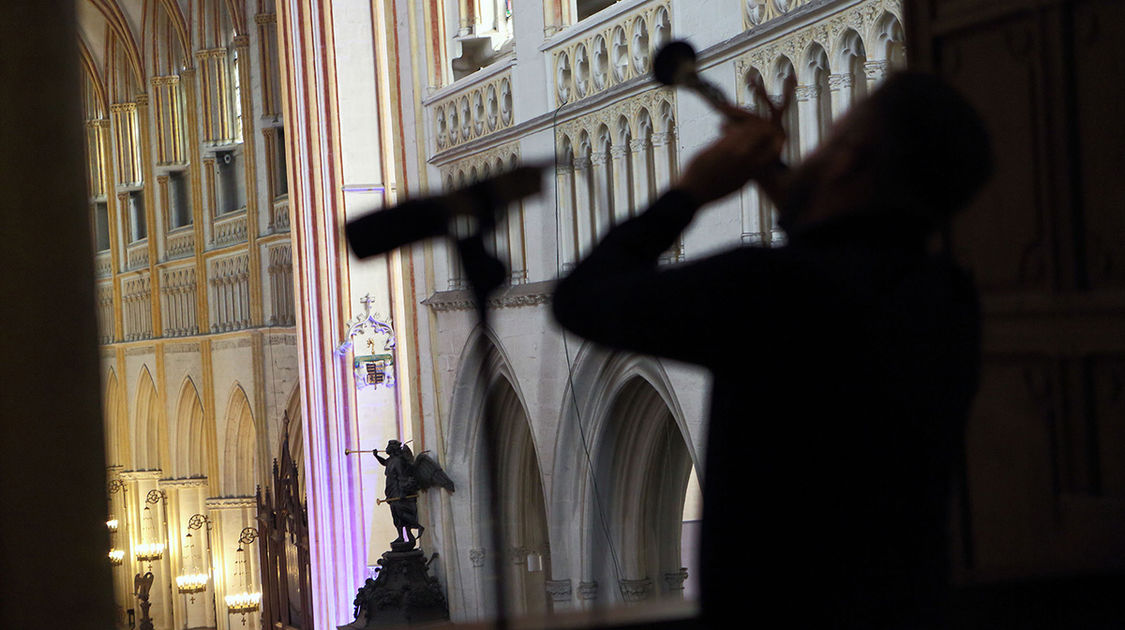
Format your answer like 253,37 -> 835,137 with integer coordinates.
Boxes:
104,369 -> 132,467
551,345 -> 701,605
79,39 -> 108,119
222,383 -> 259,495
174,377 -> 211,478
283,384 -> 305,497
446,330 -> 551,618
89,0 -> 145,89
134,366 -> 166,470
594,377 -> 694,602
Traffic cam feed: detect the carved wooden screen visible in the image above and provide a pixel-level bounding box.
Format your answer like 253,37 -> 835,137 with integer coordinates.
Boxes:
257,418 -> 313,629
906,0 -> 1125,582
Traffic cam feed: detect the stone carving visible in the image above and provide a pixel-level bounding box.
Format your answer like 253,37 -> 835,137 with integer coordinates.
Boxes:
268,244 -> 294,325
127,242 -> 150,271
545,579 -> 572,602
349,550 -> 449,628
547,1 -> 671,107
208,254 -> 250,332
422,281 -> 552,313
735,0 -> 904,107
468,548 -> 486,568
165,229 -> 194,260
122,273 -> 153,341
577,580 -> 598,601
161,266 -> 198,337
428,67 -> 513,151
619,577 -> 653,602
663,567 -> 689,591
213,212 -> 248,247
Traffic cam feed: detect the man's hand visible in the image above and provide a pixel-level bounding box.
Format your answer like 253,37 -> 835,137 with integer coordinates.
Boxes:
677,75 -> 795,206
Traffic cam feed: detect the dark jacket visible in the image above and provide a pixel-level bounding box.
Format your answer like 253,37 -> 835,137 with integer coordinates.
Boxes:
552,190 -> 980,628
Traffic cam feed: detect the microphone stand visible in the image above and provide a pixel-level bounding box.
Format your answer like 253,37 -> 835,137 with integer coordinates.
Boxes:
452,226 -> 511,630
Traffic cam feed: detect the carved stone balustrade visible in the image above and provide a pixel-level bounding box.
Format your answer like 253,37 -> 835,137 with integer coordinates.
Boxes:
543,0 -> 671,108
426,61 -> 514,152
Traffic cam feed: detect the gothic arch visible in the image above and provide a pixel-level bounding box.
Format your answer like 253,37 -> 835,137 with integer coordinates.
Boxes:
221,383 -> 259,495
831,28 -> 868,109
445,330 -> 549,618
595,377 -> 694,602
173,376 -> 210,479
134,365 -> 166,471
283,384 -> 305,497
104,369 -> 131,467
869,11 -> 906,68
550,344 -> 699,605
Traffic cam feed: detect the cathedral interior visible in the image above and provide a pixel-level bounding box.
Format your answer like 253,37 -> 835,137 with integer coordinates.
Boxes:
1,0 -> 1124,629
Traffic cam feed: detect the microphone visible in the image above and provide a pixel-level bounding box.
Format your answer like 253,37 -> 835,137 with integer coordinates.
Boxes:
654,40 -> 791,192
346,165 -> 544,259
653,40 -> 736,116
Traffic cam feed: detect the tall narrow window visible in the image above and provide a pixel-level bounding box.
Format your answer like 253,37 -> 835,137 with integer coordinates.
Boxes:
216,150 -> 246,214
94,201 -> 111,251
168,170 -> 192,228
129,191 -> 147,242
231,47 -> 244,142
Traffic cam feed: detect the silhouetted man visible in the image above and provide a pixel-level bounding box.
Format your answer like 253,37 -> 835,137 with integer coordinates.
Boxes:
553,72 -> 991,628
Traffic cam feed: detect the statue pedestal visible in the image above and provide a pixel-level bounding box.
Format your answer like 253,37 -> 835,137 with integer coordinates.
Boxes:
345,548 -> 449,628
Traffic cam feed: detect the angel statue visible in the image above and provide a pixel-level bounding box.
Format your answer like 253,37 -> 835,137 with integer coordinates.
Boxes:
373,440 -> 454,550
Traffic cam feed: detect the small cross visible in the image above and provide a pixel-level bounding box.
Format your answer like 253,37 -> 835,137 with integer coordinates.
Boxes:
359,293 -> 377,316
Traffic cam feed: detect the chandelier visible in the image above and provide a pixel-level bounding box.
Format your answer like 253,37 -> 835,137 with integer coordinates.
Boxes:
106,518 -> 119,533
225,591 -> 261,614
176,572 -> 209,594
225,527 -> 261,624
108,548 -> 125,566
135,542 -> 165,562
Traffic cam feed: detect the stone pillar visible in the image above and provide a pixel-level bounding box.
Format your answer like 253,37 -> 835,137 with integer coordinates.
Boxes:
591,152 -> 611,240
0,3 -> 115,629
828,73 -> 855,121
651,132 -> 674,191
629,138 -> 651,214
572,156 -> 594,257
795,85 -> 821,157
740,185 -> 764,245
864,60 -> 888,92
610,145 -> 631,224
555,164 -> 577,270
277,2 -> 368,627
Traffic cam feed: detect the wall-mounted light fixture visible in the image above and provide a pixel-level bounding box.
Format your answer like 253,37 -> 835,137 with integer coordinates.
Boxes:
225,527 -> 262,624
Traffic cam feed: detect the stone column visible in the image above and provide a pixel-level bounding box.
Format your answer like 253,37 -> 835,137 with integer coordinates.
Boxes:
277,2 -> 368,627
795,85 -> 821,157
572,156 -> 594,257
864,60 -> 888,92
590,152 -> 611,240
740,185 -> 764,245
610,145 -> 631,224
651,131 -> 674,192
555,163 -> 577,270
629,138 -> 652,214
828,73 -> 854,121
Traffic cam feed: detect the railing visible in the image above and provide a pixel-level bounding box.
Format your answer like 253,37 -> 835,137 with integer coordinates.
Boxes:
213,211 -> 248,247
543,0 -> 671,108
126,240 -> 149,270
743,0 -> 814,30
427,62 -> 514,152
94,251 -> 112,277
271,195 -> 290,232
166,228 -> 195,260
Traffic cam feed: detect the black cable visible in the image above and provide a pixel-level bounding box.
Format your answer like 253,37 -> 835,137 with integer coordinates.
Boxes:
550,104 -> 626,602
